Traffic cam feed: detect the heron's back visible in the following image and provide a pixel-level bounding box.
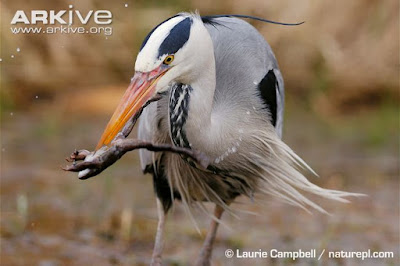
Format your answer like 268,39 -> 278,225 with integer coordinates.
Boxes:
204,17 -> 284,137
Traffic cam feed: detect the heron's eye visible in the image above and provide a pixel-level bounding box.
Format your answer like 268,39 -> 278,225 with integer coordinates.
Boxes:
163,55 -> 174,65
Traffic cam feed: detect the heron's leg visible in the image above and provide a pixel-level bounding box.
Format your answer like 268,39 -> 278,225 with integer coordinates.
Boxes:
151,198 -> 167,266
195,205 -> 224,266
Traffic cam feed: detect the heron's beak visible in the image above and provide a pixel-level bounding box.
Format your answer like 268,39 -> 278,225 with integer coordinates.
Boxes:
96,66 -> 169,149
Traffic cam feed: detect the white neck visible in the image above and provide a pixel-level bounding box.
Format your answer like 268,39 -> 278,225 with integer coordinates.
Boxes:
170,16 -> 219,154
184,52 -> 217,152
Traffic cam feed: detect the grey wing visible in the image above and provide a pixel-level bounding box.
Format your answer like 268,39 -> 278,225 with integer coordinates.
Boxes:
138,101 -> 158,172
204,17 -> 285,139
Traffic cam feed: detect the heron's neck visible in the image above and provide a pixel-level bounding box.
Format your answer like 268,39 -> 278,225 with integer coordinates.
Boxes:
183,57 -> 216,139
188,65 -> 216,124
168,59 -> 216,152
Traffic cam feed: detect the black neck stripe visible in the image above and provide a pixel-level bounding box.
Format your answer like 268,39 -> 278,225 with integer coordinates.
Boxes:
169,83 -> 193,148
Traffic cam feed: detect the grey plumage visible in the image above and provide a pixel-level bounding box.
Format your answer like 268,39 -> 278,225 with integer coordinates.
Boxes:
206,17 -> 285,138
138,15 -> 359,218
67,12 -> 363,265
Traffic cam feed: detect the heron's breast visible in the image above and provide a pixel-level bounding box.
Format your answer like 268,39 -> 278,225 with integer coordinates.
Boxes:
168,83 -> 193,149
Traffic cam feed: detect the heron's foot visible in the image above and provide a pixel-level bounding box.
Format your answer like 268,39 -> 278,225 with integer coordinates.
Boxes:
195,205 -> 224,266
195,238 -> 213,266
62,139 -> 211,180
150,255 -> 162,266
195,256 -> 211,266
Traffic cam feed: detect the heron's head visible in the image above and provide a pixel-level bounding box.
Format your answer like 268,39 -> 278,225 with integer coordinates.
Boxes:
96,13 -> 214,149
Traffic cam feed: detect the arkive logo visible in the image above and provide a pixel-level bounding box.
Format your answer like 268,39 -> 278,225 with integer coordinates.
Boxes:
10,5 -> 113,36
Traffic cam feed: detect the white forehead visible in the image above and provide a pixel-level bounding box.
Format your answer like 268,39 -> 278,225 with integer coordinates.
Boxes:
135,16 -> 187,72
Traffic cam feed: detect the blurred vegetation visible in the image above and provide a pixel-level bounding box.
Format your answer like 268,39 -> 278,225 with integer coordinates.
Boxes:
1,0 -> 398,117
0,1 -> 399,265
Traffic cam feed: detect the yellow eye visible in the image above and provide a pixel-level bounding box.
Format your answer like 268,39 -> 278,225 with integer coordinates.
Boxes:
163,55 -> 174,65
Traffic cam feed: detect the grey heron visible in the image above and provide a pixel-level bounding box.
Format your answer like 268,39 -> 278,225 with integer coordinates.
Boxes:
67,12 -> 363,266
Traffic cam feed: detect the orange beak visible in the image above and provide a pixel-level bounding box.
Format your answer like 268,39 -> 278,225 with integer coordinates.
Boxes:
96,66 -> 169,149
